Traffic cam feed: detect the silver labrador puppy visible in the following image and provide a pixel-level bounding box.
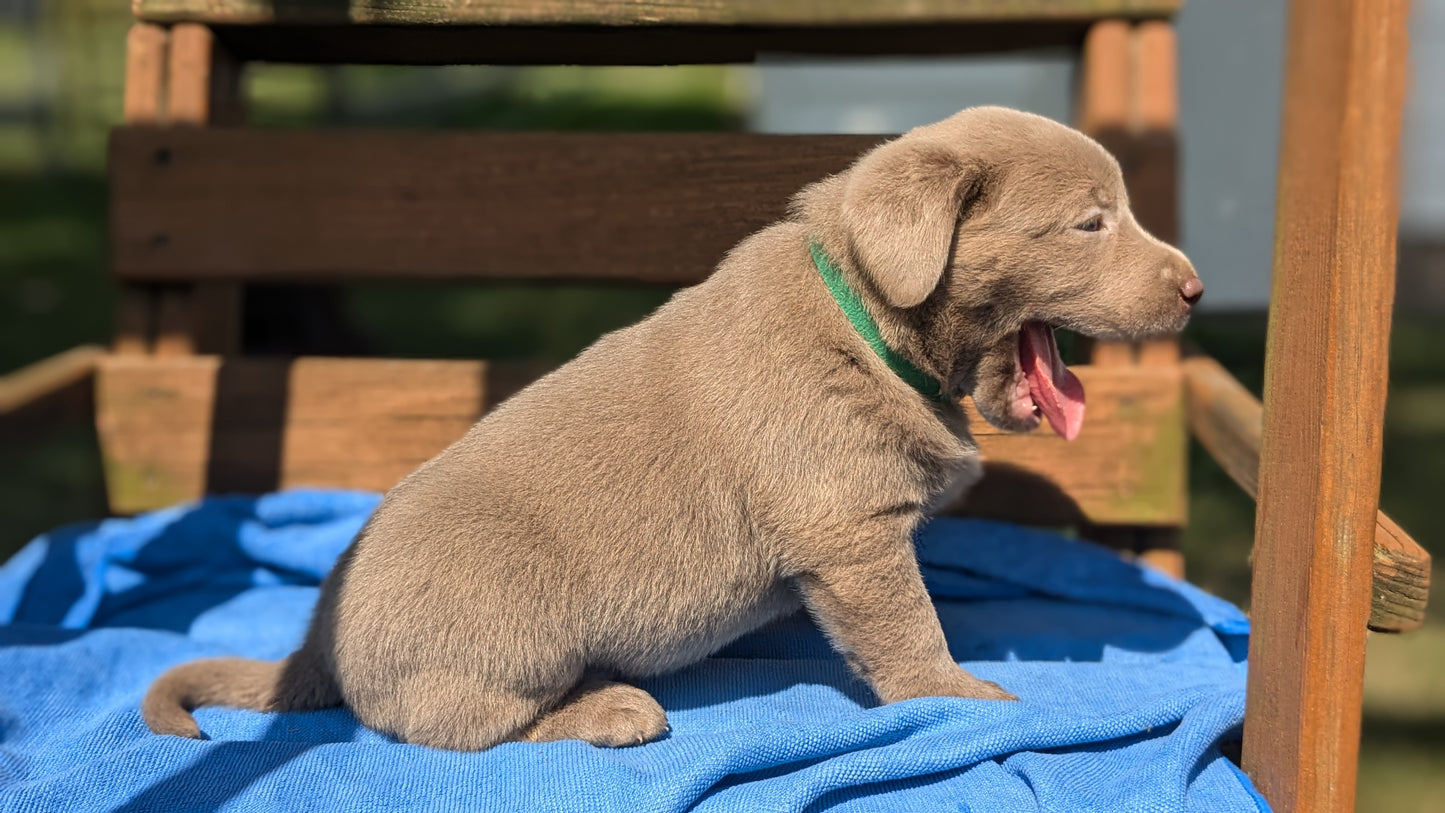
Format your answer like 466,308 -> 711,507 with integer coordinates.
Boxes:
144,106 -> 1202,751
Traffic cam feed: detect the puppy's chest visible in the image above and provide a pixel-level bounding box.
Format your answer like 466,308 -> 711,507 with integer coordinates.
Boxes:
916,417 -> 984,511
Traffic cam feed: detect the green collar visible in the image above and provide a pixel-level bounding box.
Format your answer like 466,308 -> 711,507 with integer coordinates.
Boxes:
810,241 -> 946,403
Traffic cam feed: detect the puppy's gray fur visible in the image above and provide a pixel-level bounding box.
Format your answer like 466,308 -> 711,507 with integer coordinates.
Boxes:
143,107 -> 1200,750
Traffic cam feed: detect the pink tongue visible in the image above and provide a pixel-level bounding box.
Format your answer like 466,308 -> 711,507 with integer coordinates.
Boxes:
1020,323 -> 1086,441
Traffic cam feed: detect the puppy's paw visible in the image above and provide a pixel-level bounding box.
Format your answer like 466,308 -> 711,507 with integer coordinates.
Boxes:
578,696 -> 670,748
959,679 -> 1019,702
882,667 -> 1019,704
522,681 -> 670,747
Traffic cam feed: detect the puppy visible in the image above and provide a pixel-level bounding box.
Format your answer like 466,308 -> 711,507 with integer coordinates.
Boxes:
143,107 -> 1201,751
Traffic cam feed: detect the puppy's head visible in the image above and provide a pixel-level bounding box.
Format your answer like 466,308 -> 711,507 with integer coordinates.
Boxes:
821,106 -> 1201,440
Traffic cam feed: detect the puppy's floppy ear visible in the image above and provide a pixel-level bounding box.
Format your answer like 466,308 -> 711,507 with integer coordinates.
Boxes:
841,140 -> 988,308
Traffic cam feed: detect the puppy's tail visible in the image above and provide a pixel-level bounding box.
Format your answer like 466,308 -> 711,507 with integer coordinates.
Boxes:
141,649 -> 341,738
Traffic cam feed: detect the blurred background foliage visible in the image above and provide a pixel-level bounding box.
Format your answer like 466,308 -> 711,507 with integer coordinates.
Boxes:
0,2 -> 1441,809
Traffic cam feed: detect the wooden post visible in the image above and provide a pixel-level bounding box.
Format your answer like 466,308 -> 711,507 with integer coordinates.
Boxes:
115,22 -> 245,357
1241,0 -> 1411,810
116,24 -> 171,355
1076,19 -> 1186,579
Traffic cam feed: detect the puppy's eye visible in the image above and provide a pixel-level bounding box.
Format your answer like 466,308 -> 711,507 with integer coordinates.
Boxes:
1075,215 -> 1104,233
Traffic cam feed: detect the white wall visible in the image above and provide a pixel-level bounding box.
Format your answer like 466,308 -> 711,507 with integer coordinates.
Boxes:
747,0 -> 1439,310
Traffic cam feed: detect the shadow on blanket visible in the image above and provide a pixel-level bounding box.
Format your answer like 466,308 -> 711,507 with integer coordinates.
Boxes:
0,491 -> 1258,813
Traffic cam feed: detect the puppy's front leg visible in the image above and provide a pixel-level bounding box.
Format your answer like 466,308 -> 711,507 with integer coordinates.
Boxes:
796,531 -> 1017,704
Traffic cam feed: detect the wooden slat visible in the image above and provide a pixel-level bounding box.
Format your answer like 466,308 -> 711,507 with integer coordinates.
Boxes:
1078,21 -> 1184,369
0,346 -> 104,416
1181,354 -> 1261,495
153,288 -> 197,357
0,346 -> 103,447
1183,354 -> 1430,633
962,363 -> 1185,526
168,24 -> 217,126
98,357 -> 1185,524
122,24 -> 168,124
1241,0 -> 1411,808
112,288 -> 154,355
1135,21 -> 1178,131
1077,19 -> 1131,135
1373,514 -> 1432,634
134,0 -> 1184,27
158,24 -> 247,357
97,356 -> 513,511
1124,21 -> 1179,245
1072,19 -> 1185,575
110,128 -> 885,284
118,24 -> 170,356
211,22 -> 1096,66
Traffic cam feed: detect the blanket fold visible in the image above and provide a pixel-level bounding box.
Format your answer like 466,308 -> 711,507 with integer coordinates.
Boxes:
0,490 -> 1265,812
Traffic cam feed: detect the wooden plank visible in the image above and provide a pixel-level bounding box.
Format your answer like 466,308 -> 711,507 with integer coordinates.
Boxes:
159,24 -> 247,358
0,346 -> 104,416
1087,340 -> 1135,366
1241,0 -> 1411,808
0,346 -> 103,447
167,23 -> 216,126
97,357 -> 507,511
1181,354 -> 1261,495
1135,21 -> 1177,131
936,364 -> 1185,526
1137,338 -> 1179,366
1077,19 -> 1131,135
152,288 -> 197,357
1183,354 -> 1430,633
112,288 -> 154,355
1373,514 -> 1432,633
98,357 -> 1185,524
212,22 -> 1096,66
118,25 -> 169,355
134,0 -> 1184,27
167,23 -> 247,126
110,128 -> 885,284
123,24 -> 168,124
1073,19 -> 1186,572
1125,21 -> 1179,244
1135,535 -> 1184,579
1078,20 -> 1179,242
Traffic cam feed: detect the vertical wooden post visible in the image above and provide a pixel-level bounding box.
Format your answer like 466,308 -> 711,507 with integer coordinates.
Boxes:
1241,0 -> 1411,810
122,23 -> 246,358
115,24 -> 171,356
1076,19 -> 1186,580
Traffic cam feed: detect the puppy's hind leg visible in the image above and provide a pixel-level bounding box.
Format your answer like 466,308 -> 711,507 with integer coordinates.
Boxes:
519,676 -> 668,747
389,671 -> 552,751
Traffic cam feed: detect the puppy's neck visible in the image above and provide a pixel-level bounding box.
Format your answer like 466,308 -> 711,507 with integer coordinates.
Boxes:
794,177 -> 976,400
806,234 -> 972,401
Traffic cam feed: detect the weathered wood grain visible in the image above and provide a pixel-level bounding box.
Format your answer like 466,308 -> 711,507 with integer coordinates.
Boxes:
118,24 -> 169,356
0,346 -> 104,416
1071,20 -> 1186,577
133,0 -> 1184,27
210,22 -> 1094,66
122,24 -> 167,124
1182,354 -> 1430,633
117,22 -> 246,357
97,356 -> 514,511
110,128 -> 885,284
0,346 -> 103,446
112,289 -> 154,355
98,357 -> 1186,525
1240,0 -> 1412,809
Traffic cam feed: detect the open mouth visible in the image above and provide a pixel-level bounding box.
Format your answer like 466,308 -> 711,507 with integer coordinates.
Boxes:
1012,322 -> 1086,441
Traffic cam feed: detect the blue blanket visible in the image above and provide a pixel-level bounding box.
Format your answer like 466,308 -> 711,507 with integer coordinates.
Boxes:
0,490 -> 1266,812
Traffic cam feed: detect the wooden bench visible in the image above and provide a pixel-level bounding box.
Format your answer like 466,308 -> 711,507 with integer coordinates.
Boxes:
0,1 -> 1428,809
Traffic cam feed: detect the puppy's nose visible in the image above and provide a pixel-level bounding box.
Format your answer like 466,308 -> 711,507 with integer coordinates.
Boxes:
1179,277 -> 1204,306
